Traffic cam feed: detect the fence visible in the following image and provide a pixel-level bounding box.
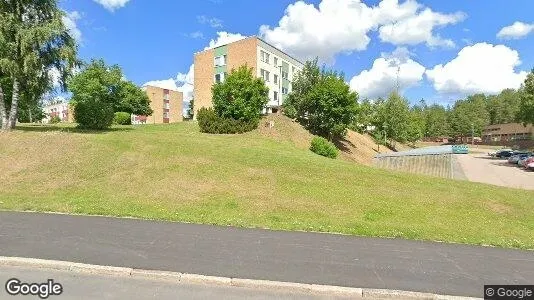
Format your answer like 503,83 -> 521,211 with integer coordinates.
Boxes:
374,145 -> 468,179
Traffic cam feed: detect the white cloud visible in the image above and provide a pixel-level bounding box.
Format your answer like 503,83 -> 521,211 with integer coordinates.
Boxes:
62,11 -> 82,42
93,0 -> 131,12
204,31 -> 247,50
497,21 -> 534,40
426,43 -> 528,95
259,0 -> 465,62
197,15 -> 223,28
378,8 -> 465,47
142,79 -> 179,91
349,47 -> 426,99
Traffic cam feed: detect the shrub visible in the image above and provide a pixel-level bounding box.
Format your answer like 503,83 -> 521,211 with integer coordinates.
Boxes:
49,115 -> 61,124
74,99 -> 115,130
113,112 -> 131,125
197,107 -> 258,134
310,137 -> 338,159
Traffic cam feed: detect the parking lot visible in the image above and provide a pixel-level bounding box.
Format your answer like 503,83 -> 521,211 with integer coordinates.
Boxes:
456,151 -> 534,190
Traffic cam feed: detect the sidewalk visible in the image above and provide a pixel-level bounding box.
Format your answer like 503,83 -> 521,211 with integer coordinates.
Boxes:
1,211 -> 533,297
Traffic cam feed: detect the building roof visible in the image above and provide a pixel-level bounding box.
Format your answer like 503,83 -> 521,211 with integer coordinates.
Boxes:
483,123 -> 533,135
194,36 -> 304,66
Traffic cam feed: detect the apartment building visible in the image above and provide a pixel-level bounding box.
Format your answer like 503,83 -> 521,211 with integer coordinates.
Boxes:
193,36 -> 304,118
43,102 -> 73,123
135,85 -> 183,124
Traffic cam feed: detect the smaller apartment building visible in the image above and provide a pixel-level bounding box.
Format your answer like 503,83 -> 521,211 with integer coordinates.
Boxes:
43,102 -> 72,123
193,36 -> 304,118
134,85 -> 183,124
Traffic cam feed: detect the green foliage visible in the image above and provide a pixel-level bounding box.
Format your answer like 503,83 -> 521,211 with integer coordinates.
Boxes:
69,59 -> 152,130
285,59 -> 358,139
351,99 -> 375,133
116,81 -> 153,116
488,89 -> 521,125
406,109 -> 425,144
423,104 -> 450,137
49,115 -> 61,124
197,107 -> 258,134
212,66 -> 269,122
113,112 -> 131,125
186,99 -> 195,120
310,136 -> 338,158
518,70 -> 534,125
0,0 -> 78,130
374,92 -> 411,143
449,94 -> 490,137
74,99 -> 114,130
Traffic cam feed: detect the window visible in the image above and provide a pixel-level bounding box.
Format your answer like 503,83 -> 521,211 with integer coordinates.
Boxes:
260,69 -> 270,82
282,71 -> 288,79
274,57 -> 278,66
164,102 -> 170,109
274,74 -> 278,85
260,50 -> 270,64
214,55 -> 227,67
163,112 -> 169,119
282,87 -> 288,95
273,91 -> 278,102
292,66 -> 296,73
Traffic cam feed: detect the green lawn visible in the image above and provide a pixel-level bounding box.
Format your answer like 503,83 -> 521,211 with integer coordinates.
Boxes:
1,122 -> 534,249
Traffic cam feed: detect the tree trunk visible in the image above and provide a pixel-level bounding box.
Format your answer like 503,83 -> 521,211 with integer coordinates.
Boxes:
7,79 -> 20,130
0,85 -> 8,131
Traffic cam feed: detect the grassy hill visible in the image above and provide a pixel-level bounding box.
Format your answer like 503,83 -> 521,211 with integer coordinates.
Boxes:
1,121 -> 534,249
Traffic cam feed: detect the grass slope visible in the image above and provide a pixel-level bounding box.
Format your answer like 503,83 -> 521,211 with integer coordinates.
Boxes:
1,122 -> 534,249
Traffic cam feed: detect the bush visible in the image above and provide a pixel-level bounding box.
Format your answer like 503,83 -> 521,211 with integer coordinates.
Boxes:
197,107 -> 258,134
49,115 -> 61,124
310,137 -> 338,159
113,112 -> 131,125
74,99 -> 115,130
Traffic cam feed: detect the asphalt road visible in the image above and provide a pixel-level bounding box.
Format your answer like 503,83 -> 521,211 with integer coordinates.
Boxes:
1,212 -> 533,298
1,266 -> 345,300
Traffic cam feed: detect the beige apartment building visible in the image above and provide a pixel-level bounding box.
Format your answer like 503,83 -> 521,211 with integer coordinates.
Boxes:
193,36 -> 304,118
134,85 -> 183,124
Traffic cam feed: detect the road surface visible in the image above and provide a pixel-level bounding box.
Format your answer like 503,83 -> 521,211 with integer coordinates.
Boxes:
0,212 -> 533,298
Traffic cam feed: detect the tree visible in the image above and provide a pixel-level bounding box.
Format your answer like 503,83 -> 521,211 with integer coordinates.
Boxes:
488,89 -> 521,125
303,73 -> 358,139
518,69 -> 534,125
187,98 -> 195,119
424,104 -> 450,137
283,59 -> 358,140
0,0 -> 77,131
283,58 -> 321,120
212,65 -> 269,122
406,109 -> 425,144
449,94 -> 490,138
375,92 -> 411,144
68,59 -> 152,129
352,98 -> 375,133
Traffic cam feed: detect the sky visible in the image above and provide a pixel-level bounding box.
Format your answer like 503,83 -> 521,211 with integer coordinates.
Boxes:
59,0 -> 534,107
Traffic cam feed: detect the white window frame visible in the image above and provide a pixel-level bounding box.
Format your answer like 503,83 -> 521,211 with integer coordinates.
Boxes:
274,74 -> 278,85
214,55 -> 227,67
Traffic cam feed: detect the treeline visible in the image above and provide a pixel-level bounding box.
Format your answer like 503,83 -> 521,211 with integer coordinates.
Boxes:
352,73 -> 534,146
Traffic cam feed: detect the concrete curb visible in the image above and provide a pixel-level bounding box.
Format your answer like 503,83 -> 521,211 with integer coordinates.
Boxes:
0,256 -> 481,299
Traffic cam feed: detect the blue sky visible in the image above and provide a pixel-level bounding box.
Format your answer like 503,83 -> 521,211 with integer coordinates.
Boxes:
59,0 -> 534,106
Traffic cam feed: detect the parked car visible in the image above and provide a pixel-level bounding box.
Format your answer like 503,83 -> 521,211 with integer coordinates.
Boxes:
518,155 -> 534,167
522,157 -> 534,169
489,148 -> 513,157
508,152 -> 531,164
527,161 -> 534,171
495,149 -> 515,158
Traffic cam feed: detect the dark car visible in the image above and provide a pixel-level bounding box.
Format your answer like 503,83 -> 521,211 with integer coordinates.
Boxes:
495,150 -> 515,158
